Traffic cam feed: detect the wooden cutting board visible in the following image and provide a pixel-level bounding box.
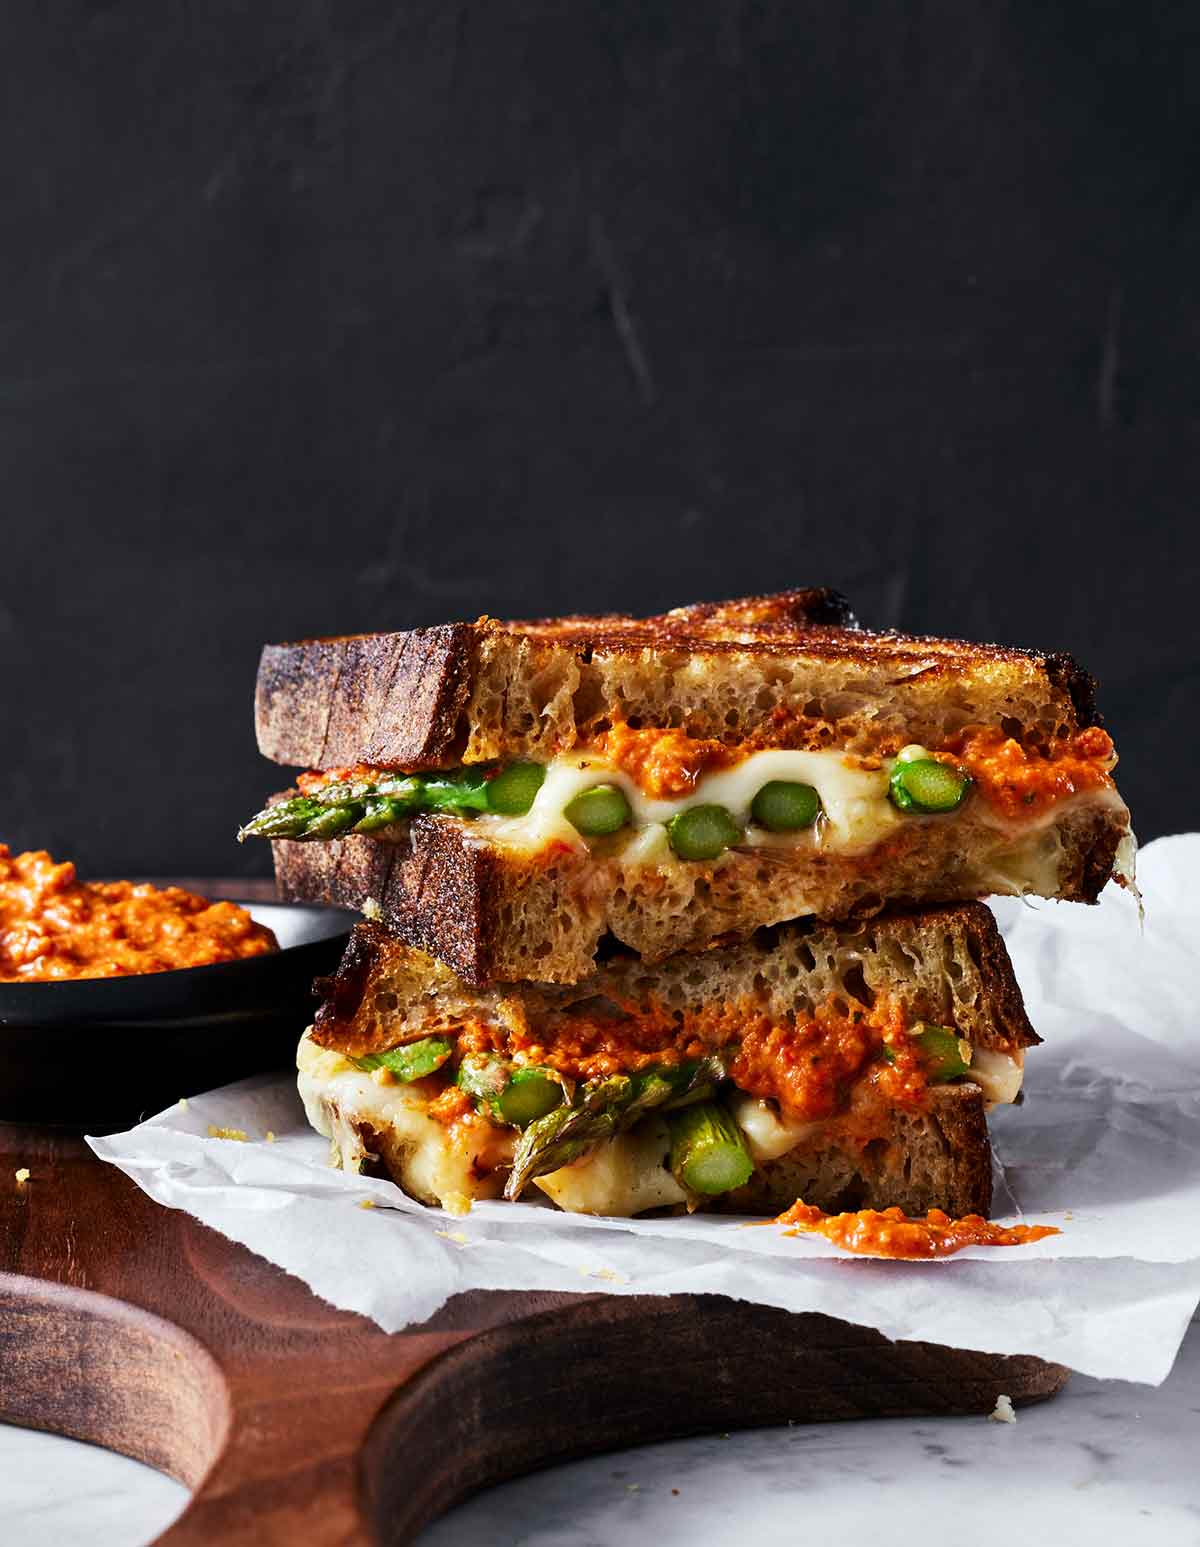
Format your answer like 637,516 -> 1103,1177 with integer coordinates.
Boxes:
0,1117 -> 1068,1545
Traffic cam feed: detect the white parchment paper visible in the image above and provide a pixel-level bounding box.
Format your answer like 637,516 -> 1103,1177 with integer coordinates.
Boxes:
89,836 -> 1200,1383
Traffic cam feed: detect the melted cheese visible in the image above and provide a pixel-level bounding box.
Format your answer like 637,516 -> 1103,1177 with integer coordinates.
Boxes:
297,1032 -> 514,1206
968,1047 -> 1025,1108
480,740 -> 1130,879
533,1117 -> 687,1214
729,1092 -> 825,1161
298,1031 -> 1025,1215
486,748 -> 902,857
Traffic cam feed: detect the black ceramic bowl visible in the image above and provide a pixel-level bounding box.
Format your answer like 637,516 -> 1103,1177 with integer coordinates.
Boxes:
0,900 -> 352,1132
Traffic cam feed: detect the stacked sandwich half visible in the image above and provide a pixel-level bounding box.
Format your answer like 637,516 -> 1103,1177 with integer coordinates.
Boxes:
241,589 -> 1133,1221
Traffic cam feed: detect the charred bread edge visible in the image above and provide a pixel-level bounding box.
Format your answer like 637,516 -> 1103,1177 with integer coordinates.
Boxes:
256,622 -> 477,771
256,590 -> 855,770
275,816 -> 493,984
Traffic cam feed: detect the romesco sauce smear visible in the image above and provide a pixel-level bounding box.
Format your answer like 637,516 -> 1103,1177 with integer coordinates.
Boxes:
0,846 -> 277,981
940,725 -> 1116,822
775,1200 -> 1060,1259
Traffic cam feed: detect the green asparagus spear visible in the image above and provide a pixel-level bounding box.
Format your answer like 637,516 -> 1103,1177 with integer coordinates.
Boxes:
372,774 -> 424,802
888,757 -> 970,814
881,1023 -> 972,1081
666,1101 -> 754,1195
349,1036 -> 454,1083
485,762 -> 546,815
505,1077 -> 630,1197
503,1057 -> 725,1198
419,768 -> 494,812
354,795 -> 408,833
239,764 -> 526,842
301,803 -> 363,839
667,804 -> 741,861
310,778 -> 380,806
564,784 -> 632,836
750,780 -> 822,832
238,796 -> 326,841
624,1057 -> 725,1118
457,1055 -> 566,1127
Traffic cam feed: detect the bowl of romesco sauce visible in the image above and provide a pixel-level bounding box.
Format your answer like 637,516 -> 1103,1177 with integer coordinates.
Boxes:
0,847 -> 351,1131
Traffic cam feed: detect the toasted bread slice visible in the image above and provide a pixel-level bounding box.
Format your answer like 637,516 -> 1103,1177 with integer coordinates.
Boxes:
298,903 -> 1027,1218
273,787 -> 1125,985
312,903 -> 1037,1061
720,1083 -> 992,1217
255,587 -> 1101,771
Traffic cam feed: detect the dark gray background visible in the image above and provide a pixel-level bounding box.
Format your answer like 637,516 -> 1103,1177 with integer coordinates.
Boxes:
3,3 -> 1196,877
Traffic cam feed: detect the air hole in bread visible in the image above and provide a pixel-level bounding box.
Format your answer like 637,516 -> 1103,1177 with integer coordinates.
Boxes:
942,934 -> 965,982
593,931 -> 625,963
841,962 -> 875,1009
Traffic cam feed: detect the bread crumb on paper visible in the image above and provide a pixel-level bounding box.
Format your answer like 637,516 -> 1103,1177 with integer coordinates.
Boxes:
14,1168 -> 30,1184
178,1097 -> 189,1111
266,1131 -> 276,1143
358,1199 -> 376,1210
578,1265 -> 628,1284
989,1394 -> 1017,1424
206,1125 -> 248,1142
435,1229 -> 470,1246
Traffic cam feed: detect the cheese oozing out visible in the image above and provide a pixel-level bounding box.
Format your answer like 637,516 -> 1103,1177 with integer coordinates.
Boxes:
534,1116 -> 688,1215
298,1024 -> 1026,1217
486,747 -> 903,857
475,747 -> 1130,920
297,1034 -> 516,1205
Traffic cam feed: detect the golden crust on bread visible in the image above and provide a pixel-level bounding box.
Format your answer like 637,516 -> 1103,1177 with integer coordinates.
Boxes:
255,587 -> 1102,771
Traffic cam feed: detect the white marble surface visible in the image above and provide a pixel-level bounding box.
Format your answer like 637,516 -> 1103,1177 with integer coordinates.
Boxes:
3,1325 -> 1198,1546
0,1423 -> 187,1547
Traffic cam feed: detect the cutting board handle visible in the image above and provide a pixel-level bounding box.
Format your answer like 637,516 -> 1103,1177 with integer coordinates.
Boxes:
2,1272 -> 1067,1545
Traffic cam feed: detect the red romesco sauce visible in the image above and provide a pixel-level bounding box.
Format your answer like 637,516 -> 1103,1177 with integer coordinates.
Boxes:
939,725 -> 1116,822
0,847 -> 277,981
776,1201 -> 1060,1259
452,994 -> 934,1124
296,765 -> 392,793
729,998 -> 928,1121
595,724 -> 738,798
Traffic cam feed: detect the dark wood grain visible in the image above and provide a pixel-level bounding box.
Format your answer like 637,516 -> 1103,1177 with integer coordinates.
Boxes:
0,1120 -> 1069,1545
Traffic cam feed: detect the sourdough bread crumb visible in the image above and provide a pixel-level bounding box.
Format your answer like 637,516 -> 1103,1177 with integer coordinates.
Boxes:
275,796 -> 1124,987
